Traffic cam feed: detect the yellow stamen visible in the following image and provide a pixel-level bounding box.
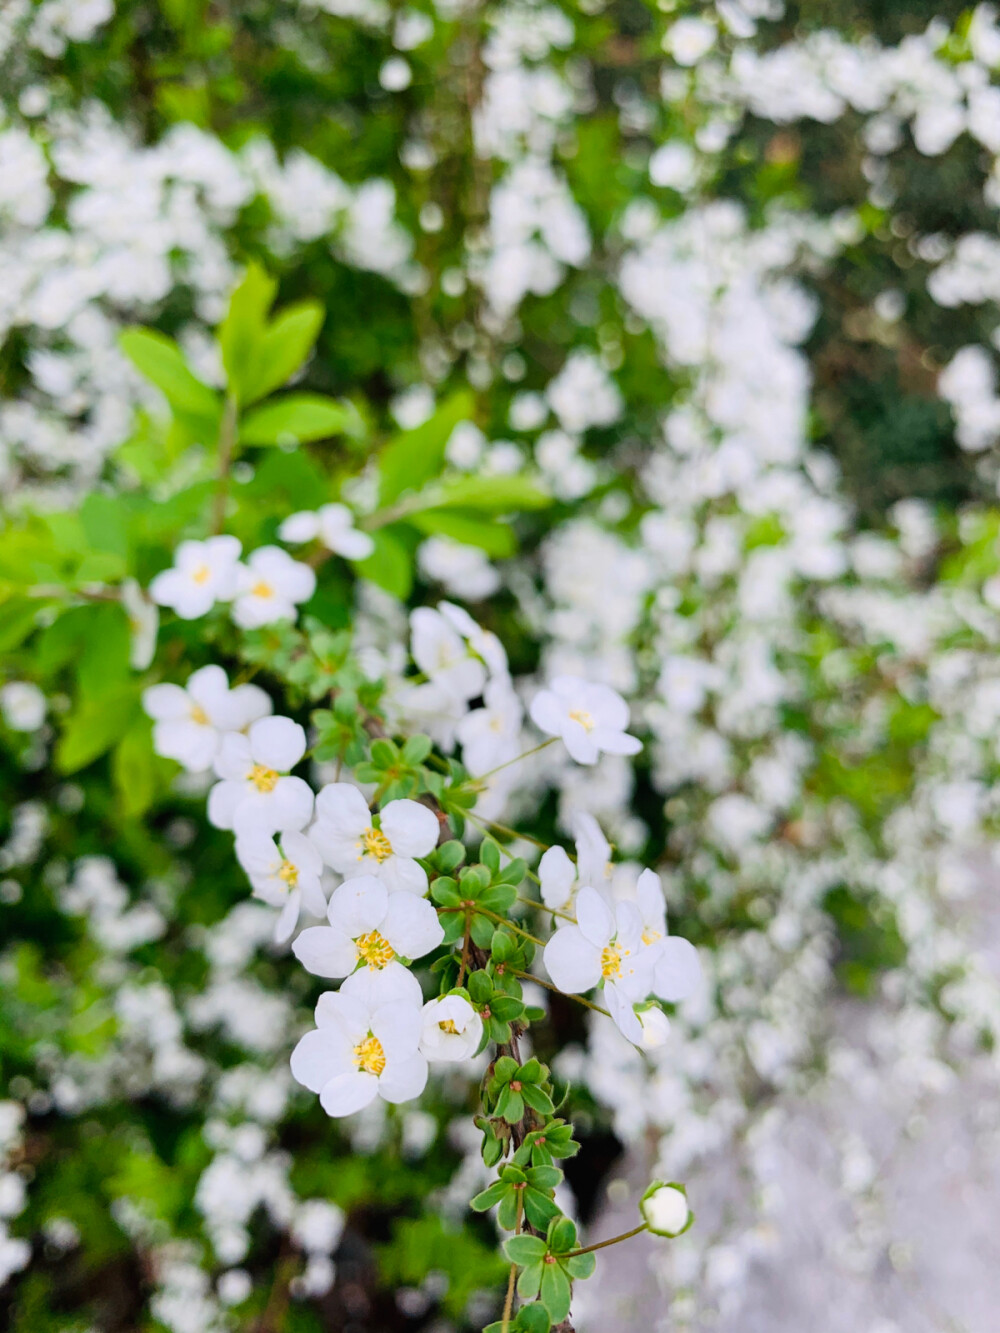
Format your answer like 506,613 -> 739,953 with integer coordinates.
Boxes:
568,708 -> 594,732
600,944 -> 622,980
439,1019 -> 460,1035
352,1034 -> 386,1076
191,564 -> 211,585
278,861 -> 299,889
642,927 -> 662,946
355,930 -> 395,969
190,704 -> 209,726
250,763 -> 279,792
252,580 -> 274,599
360,827 -> 393,863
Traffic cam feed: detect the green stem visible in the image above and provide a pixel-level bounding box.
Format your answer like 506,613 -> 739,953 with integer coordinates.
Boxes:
514,970 -> 611,1019
465,810 -> 552,851
473,736 -> 556,783
212,394 -> 239,535
518,894 -> 574,922
565,1222 -> 649,1258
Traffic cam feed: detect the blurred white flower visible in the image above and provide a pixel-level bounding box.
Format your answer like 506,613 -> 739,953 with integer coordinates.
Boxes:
0,682 -> 46,732
235,829 -> 327,941
144,665 -> 271,773
232,546 -> 316,628
278,503 -> 374,560
149,536 -> 242,620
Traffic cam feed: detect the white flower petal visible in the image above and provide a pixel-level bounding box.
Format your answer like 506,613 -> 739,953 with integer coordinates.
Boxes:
249,716 -> 306,770
539,845 -> 575,910
653,938 -> 701,1003
275,891 -> 301,943
293,925 -> 358,978
320,1069 -> 380,1116
328,876 -> 388,937
380,800 -> 439,858
543,926 -> 602,995
376,1053 -> 428,1104
381,893 -> 444,960
290,1028 -> 351,1093
576,886 -> 615,948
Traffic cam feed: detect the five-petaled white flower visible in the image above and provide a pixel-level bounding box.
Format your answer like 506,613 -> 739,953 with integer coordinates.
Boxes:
456,678 -> 523,774
290,971 -> 427,1116
538,812 -> 612,919
529,676 -> 641,765
278,504 -> 374,561
235,829 -> 327,942
635,869 -> 702,1003
143,665 -> 272,772
231,546 -> 317,629
149,536 -> 242,620
311,784 -> 439,895
208,716 -> 314,836
419,995 -> 483,1063
292,874 -> 442,981
543,887 -> 653,1044
410,606 -> 486,702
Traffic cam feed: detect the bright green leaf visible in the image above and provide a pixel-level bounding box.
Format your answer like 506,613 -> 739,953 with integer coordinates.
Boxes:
249,301 -> 325,403
239,393 -> 355,446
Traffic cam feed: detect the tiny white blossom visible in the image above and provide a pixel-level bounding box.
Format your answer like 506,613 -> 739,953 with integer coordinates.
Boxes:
231,546 -> 317,629
292,874 -> 443,981
149,536 -> 242,620
538,812 -> 612,917
278,503 -> 374,561
290,973 -> 427,1116
0,682 -> 46,732
235,829 -> 327,942
640,1182 -> 690,1236
543,887 -> 653,1043
529,676 -> 641,765
143,665 -> 271,773
311,784 -> 439,894
456,677 -> 523,774
121,578 -> 159,669
208,716 -> 313,836
419,995 -> 483,1063
410,606 -> 487,701
635,869 -> 702,1003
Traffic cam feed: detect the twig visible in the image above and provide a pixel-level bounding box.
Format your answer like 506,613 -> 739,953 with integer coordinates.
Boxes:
212,394 -> 239,534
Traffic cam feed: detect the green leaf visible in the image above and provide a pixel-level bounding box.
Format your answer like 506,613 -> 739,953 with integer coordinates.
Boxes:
0,599 -> 41,652
402,733 -> 432,765
521,1084 -> 555,1116
547,1216 -> 576,1254
481,841 -> 501,872
503,1235 -> 547,1266
429,474 -> 552,512
518,1058 -> 542,1084
539,1261 -> 572,1322
112,720 -> 157,818
516,1261 -> 544,1302
218,260 -> 278,403
527,1166 -> 563,1194
523,1189 -> 560,1231
239,393 -> 354,445
470,1180 -> 508,1212
249,301 -> 325,403
564,1251 -> 596,1280
57,686 -> 140,773
435,840 -> 465,872
355,527 -> 413,599
409,507 -> 517,557
119,328 -> 221,429
518,1304 -> 552,1333
378,390 -> 475,506
492,1055 -> 518,1083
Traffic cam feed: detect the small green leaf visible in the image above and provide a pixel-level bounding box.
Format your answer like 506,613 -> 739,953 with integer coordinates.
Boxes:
547,1216 -> 576,1254
113,720 -> 157,818
409,507 -> 517,557
518,1304 -> 552,1333
239,393 -> 354,445
57,686 -> 140,773
119,328 -> 221,429
565,1250 -> 596,1280
218,260 -> 278,403
378,390 -> 475,506
355,527 -> 413,600
539,1261 -> 572,1323
430,474 -> 552,512
249,300 -> 324,403
503,1235 -> 547,1266
470,1180 -> 507,1212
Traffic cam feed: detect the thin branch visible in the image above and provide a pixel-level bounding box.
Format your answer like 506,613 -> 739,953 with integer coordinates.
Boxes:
212,394 -> 239,534
514,969 -> 611,1019
565,1222 -> 649,1257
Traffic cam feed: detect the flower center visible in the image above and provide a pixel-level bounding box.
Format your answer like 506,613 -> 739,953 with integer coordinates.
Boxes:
250,763 -> 280,792
600,944 -> 623,980
438,1019 -> 460,1035
191,564 -> 211,585
352,1034 -> 386,1076
252,580 -> 274,599
278,861 -> 299,888
360,827 -> 393,862
355,930 -> 395,969
568,708 -> 594,732
642,927 -> 662,947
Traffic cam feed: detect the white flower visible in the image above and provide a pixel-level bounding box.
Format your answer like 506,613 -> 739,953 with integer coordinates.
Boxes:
529,676 -> 641,765
231,546 -> 316,629
0,682 -> 46,732
311,784 -> 439,894
456,678 -> 523,774
543,887 -> 653,1043
143,665 -> 272,772
417,538 -> 501,601
635,870 -> 702,1003
419,995 -> 483,1063
664,16 -> 715,65
410,606 -> 486,701
538,812 -> 612,917
391,679 -> 470,751
149,536 -> 242,620
292,874 -> 443,981
121,578 -> 159,669
640,1182 -> 690,1237
278,503 -> 374,561
438,601 -> 509,679
235,829 -> 327,942
636,1005 -> 672,1050
208,716 -> 314,836
290,974 -> 427,1116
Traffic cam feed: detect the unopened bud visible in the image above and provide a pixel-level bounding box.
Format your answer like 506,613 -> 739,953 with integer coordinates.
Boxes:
640,1182 -> 690,1237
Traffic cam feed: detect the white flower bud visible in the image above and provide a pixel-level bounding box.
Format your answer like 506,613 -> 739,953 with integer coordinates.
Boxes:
640,1182 -> 690,1237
